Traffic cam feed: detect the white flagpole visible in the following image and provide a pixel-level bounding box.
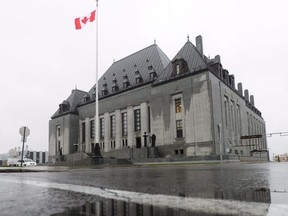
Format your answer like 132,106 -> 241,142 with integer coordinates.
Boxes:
95,0 -> 99,148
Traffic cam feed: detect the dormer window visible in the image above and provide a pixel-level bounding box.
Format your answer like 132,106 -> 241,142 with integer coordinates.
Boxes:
59,100 -> 69,113
102,83 -> 108,96
112,77 -> 119,93
176,64 -> 180,74
135,69 -> 143,84
92,87 -> 96,99
123,74 -> 130,88
148,65 -> 157,80
149,69 -> 157,80
83,94 -> 90,102
112,86 -> 119,92
171,57 -> 189,77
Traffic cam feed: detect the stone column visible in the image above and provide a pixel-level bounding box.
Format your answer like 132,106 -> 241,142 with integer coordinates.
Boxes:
140,102 -> 149,146
79,121 -> 82,152
127,106 -> 134,147
85,117 -> 90,153
104,112 -> 110,152
115,109 -> 121,149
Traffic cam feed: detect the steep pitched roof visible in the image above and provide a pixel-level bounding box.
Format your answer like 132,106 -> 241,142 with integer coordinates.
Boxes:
155,41 -> 210,84
51,89 -> 88,119
88,44 -> 170,98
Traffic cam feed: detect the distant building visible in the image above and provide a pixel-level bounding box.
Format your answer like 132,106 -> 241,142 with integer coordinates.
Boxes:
0,154 -> 8,166
274,153 -> 288,162
27,151 -> 49,165
8,146 -> 48,165
49,36 -> 268,163
8,145 -> 29,158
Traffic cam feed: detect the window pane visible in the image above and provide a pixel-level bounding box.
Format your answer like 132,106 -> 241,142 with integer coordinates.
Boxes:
175,98 -> 182,113
176,120 -> 183,138
134,109 -> 141,132
122,112 -> 128,136
100,118 -> 104,139
90,120 -> 95,139
110,115 -> 115,138
82,122 -> 86,142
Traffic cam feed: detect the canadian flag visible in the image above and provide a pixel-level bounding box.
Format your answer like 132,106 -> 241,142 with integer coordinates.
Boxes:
75,10 -> 96,30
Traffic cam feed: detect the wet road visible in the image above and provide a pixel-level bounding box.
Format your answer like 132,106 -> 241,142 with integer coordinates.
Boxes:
0,162 -> 288,215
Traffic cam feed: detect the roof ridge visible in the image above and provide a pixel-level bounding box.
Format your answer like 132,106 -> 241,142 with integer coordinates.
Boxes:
72,88 -> 88,94
111,44 -> 157,65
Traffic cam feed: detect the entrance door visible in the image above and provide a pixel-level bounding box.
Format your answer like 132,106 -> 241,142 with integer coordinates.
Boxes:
136,137 -> 141,148
91,143 -> 95,154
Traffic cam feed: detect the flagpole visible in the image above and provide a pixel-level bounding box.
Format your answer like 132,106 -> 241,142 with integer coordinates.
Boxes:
95,0 -> 99,149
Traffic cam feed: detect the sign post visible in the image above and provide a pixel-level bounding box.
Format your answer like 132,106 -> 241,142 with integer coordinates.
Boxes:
19,126 -> 30,167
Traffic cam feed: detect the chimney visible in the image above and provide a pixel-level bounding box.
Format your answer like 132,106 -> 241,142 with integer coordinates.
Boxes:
229,75 -> 235,89
250,95 -> 255,106
237,83 -> 243,96
215,55 -> 221,63
196,35 -> 203,55
244,89 -> 249,102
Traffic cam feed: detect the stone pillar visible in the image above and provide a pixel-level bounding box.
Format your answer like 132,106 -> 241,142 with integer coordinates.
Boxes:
244,89 -> 249,102
39,152 -> 43,164
250,95 -> 255,106
127,106 -> 134,148
237,83 -> 243,96
85,117 -> 90,153
104,112 -> 110,152
140,102 -> 149,146
115,109 -> 121,149
79,121 -> 83,152
196,35 -> 203,55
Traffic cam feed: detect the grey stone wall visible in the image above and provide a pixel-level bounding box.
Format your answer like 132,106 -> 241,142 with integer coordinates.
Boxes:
151,71 -> 213,155
208,72 -> 267,156
48,114 -> 79,162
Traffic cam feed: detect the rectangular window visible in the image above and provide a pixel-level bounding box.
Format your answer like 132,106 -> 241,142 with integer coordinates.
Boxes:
148,106 -> 151,133
81,122 -> 86,142
175,98 -> 182,113
176,120 -> 183,138
90,119 -> 95,139
110,115 -> 116,138
90,203 -> 96,214
100,118 -> 104,140
176,64 -> 180,74
42,152 -> 45,163
122,112 -> 128,136
57,126 -> 61,137
224,97 -> 228,128
134,109 -> 141,132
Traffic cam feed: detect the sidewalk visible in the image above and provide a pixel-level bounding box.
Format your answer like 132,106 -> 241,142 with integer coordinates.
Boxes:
0,166 -> 70,173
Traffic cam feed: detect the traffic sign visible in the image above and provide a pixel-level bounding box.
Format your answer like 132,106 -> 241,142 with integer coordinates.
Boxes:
19,126 -> 30,137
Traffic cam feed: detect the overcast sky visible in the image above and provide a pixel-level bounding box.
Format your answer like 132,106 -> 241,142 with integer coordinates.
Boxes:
0,0 -> 287,158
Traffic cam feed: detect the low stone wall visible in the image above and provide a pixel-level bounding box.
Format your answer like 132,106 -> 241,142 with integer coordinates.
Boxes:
101,147 -> 148,161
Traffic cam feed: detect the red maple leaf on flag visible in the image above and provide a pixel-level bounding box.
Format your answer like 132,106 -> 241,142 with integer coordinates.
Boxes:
75,10 -> 96,30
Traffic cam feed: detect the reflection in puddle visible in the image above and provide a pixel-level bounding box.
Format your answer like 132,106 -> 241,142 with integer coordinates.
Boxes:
52,189 -> 271,216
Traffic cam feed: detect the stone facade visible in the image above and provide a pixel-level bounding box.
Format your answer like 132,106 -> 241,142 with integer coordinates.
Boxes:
49,36 -> 268,163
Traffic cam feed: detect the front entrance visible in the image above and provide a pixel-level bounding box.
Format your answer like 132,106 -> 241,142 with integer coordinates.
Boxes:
136,137 -> 141,148
91,143 -> 95,154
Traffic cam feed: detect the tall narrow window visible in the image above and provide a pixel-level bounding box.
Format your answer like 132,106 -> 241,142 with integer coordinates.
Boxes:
81,122 -> 86,142
176,120 -> 183,138
175,98 -> 182,113
100,118 -> 104,140
224,97 -> 228,128
134,109 -> 141,132
110,115 -> 116,138
176,64 -> 180,74
57,126 -> 61,137
90,119 -> 95,139
122,112 -> 128,136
